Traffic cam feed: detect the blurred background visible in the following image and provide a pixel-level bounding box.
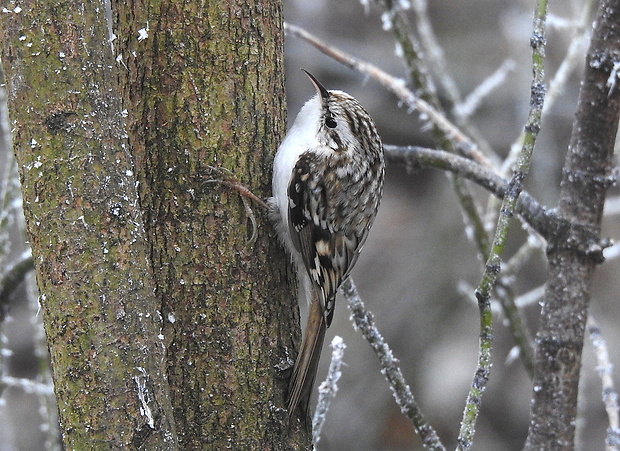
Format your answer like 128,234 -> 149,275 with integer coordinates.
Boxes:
1,0 -> 619,450
282,0 -> 620,450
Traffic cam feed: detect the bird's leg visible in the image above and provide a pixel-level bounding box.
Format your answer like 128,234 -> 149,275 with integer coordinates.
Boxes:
204,165 -> 269,243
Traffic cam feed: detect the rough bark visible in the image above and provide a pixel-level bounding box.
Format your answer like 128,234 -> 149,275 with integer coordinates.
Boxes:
2,0 -> 300,449
525,1 -> 620,449
114,0 -> 302,449
1,1 -> 177,448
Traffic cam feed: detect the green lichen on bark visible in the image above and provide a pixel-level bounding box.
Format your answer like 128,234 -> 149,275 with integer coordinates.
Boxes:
3,0 -> 300,448
2,0 -> 177,448
115,0 -> 300,448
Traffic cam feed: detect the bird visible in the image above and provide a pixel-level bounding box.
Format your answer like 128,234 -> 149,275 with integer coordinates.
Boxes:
269,70 -> 385,424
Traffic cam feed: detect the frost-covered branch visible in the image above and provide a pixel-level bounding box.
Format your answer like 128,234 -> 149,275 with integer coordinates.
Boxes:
0,375 -> 54,396
342,278 -> 445,450
313,336 -> 346,447
410,0 -> 460,108
369,0 -> 437,100
384,145 -> 600,249
587,316 -> 620,451
457,1 -> 548,448
455,60 -> 516,120
542,0 -> 596,116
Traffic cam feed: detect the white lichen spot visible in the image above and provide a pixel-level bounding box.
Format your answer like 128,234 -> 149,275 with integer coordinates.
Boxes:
137,23 -> 149,41
179,278 -> 185,285
394,42 -> 403,58
398,0 -> 411,10
158,333 -> 164,340
19,35 -> 26,41
606,61 -> 620,94
125,168 -> 133,176
381,11 -> 393,31
13,6 -> 22,13
134,368 -> 156,429
359,0 -> 370,14
30,138 -> 38,148
59,51 -> 65,58
167,313 -> 176,324
121,109 -> 128,118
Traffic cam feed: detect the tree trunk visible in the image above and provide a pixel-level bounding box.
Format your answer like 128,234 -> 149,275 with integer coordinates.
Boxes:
1,1 -> 177,448
525,0 -> 620,448
2,0 -> 302,449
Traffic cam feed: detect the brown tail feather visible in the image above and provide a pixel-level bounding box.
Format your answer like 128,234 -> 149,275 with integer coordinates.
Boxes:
287,296 -> 327,423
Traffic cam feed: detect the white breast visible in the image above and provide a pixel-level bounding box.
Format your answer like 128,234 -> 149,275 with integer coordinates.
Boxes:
271,94 -> 322,236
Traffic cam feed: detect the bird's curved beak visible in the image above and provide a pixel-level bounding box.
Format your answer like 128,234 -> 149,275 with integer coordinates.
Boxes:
301,69 -> 330,100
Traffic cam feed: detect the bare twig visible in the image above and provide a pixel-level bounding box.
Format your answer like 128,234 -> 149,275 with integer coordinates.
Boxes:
587,316 -> 620,451
514,285 -> 546,309
0,375 -> 55,396
370,0 -> 437,99
342,278 -> 445,450
366,0 -> 502,274
385,146 -> 548,236
501,0 -> 595,180
410,0 -> 461,108
457,1 -> 548,448
543,0 -> 597,116
312,336 -> 346,447
455,60 -> 516,120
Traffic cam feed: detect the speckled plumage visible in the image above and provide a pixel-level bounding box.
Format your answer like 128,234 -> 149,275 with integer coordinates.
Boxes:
269,71 -> 384,422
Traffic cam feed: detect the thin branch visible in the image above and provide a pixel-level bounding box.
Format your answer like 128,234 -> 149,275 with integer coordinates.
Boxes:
495,279 -> 536,379
501,0 -> 595,179
370,0 -> 437,100
587,316 -> 620,451
342,278 -> 445,451
386,145 -> 610,261
313,336 -> 346,447
0,251 -> 34,321
457,1 -> 548,448
410,0 -> 461,108
366,1 -> 503,276
543,0 -> 597,116
515,285 -> 546,309
385,146 -> 545,235
455,60 -> 516,120
0,375 -> 55,396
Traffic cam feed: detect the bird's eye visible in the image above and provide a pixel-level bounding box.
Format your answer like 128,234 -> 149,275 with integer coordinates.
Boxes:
325,116 -> 337,129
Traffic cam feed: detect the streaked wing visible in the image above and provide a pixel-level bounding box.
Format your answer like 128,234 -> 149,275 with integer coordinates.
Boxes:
288,152 -> 360,326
